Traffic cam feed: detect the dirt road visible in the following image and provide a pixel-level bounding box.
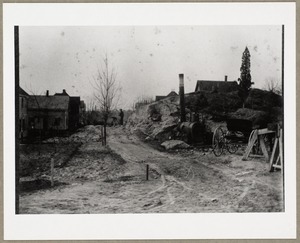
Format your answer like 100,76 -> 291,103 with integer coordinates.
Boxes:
20,126 -> 283,213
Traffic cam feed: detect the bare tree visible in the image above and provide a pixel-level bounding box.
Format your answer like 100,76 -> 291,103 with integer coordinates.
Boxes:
264,77 -> 282,95
134,95 -> 154,110
91,54 -> 121,145
87,99 -> 97,111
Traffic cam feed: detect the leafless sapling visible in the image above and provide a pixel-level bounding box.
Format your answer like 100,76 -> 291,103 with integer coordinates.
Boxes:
91,54 -> 121,145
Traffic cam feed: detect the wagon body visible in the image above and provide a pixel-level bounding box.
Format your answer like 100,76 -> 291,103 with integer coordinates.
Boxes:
212,118 -> 253,156
226,118 -> 253,137
225,118 -> 253,142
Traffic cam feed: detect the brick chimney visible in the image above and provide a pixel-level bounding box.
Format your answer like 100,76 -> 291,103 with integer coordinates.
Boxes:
225,75 -> 228,82
46,90 -> 49,97
63,89 -> 67,94
179,74 -> 186,122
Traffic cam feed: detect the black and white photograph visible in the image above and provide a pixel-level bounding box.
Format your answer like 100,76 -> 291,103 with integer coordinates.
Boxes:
4,3 -> 296,240
16,25 -> 284,214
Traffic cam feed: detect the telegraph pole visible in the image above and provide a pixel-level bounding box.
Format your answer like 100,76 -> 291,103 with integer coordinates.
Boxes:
15,26 -> 20,214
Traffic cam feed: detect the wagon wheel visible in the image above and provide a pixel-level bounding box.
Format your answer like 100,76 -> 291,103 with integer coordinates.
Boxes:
226,131 -> 242,154
202,146 -> 210,153
212,126 -> 226,156
227,141 -> 239,154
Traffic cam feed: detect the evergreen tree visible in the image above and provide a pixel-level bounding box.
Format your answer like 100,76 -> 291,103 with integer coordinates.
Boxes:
238,47 -> 253,107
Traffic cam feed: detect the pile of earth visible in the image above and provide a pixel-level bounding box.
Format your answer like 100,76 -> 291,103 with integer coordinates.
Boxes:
245,88 -> 282,111
51,143 -> 127,183
21,125 -> 104,177
19,143 -> 81,177
126,96 -> 181,142
43,125 -> 102,144
228,108 -> 270,129
126,88 -> 283,144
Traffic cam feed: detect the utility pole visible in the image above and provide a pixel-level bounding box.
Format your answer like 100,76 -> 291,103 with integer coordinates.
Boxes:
281,24 -> 285,212
15,26 -> 20,214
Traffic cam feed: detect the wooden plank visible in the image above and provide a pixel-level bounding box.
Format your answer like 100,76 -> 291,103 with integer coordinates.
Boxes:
279,129 -> 283,174
269,138 -> 278,172
275,154 -> 280,166
243,130 -> 258,160
258,128 -> 275,135
51,158 -> 54,187
259,136 -> 269,162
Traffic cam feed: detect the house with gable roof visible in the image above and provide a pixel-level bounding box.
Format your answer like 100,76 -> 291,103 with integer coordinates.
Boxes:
195,75 -> 238,93
27,92 -> 70,133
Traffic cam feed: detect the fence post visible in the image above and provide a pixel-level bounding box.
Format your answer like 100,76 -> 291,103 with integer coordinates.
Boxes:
51,158 -> 54,187
146,164 -> 149,181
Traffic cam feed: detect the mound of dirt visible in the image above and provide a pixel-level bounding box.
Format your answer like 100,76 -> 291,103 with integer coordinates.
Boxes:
43,125 -> 102,144
245,88 -> 282,111
161,140 -> 190,150
19,143 -> 81,177
126,97 -> 181,142
228,108 -> 270,128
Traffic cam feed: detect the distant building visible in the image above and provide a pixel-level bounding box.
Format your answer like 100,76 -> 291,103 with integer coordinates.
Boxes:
79,100 -> 86,126
19,87 -> 29,139
195,75 -> 238,93
54,89 -> 69,96
54,89 -> 81,131
27,94 -> 70,133
69,97 -> 81,131
155,91 -> 178,101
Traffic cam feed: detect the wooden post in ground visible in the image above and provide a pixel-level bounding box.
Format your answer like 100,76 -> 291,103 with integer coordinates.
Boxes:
101,125 -> 104,146
146,164 -> 149,181
15,25 -> 20,214
51,158 -> 54,187
269,127 -> 283,172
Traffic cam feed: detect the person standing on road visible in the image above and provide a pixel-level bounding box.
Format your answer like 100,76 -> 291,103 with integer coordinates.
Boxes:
119,109 -> 124,125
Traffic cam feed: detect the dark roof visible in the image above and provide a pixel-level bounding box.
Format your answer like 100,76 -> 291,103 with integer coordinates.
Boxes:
28,95 -> 69,110
195,80 -> 238,92
54,89 -> 69,96
167,91 -> 178,97
155,96 -> 166,101
156,91 -> 178,101
19,87 -> 29,96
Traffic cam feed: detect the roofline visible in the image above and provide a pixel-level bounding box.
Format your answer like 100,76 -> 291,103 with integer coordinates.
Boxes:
28,108 -> 68,112
19,87 -> 29,96
196,80 -> 237,83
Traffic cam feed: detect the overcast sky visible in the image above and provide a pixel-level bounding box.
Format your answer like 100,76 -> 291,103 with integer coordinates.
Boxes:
19,26 -> 282,109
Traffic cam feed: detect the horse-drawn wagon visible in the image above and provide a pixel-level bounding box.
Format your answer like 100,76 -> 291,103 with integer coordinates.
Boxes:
212,118 -> 253,156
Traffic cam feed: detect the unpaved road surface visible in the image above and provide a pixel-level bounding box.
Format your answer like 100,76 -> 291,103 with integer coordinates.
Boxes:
20,126 -> 283,213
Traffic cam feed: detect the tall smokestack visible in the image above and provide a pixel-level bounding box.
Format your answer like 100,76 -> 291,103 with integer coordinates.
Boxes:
225,75 -> 228,82
179,74 -> 186,122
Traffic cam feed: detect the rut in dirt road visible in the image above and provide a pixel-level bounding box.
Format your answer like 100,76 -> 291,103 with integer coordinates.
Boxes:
107,127 -> 283,213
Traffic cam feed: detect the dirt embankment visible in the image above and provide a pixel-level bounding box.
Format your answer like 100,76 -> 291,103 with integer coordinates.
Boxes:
19,125 -> 104,191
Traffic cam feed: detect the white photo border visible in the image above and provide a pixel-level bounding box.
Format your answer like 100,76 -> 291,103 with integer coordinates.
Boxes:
3,3 -> 296,240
